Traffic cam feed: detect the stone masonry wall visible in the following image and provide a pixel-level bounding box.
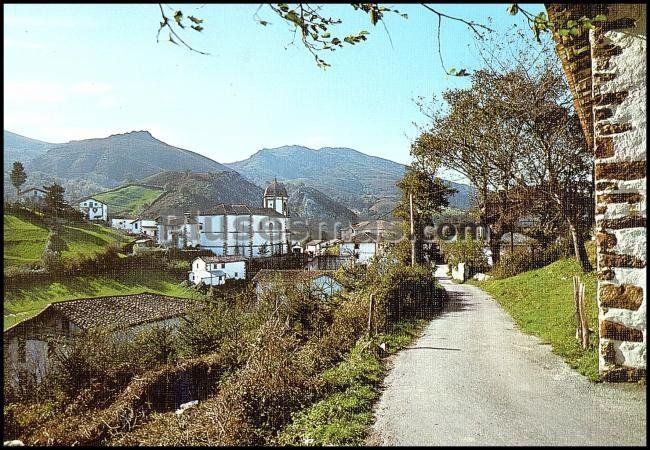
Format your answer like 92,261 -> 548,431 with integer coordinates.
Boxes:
591,4 -> 646,382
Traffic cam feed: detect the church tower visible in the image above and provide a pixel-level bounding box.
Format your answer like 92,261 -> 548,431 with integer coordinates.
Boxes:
263,178 -> 288,216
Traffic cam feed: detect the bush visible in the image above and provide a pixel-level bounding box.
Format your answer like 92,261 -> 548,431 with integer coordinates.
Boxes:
440,237 -> 489,276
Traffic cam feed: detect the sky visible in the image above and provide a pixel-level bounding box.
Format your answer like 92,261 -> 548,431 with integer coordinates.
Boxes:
4,3 -> 545,173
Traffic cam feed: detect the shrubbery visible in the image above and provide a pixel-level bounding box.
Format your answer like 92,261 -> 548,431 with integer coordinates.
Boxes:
440,237 -> 489,276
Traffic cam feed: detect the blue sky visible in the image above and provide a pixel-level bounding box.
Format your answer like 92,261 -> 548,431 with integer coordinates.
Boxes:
4,3 -> 544,170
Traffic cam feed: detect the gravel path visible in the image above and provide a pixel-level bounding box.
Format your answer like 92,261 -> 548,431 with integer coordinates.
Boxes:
369,265 -> 646,446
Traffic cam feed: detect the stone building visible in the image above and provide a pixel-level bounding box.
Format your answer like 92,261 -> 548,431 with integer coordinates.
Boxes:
546,3 -> 646,381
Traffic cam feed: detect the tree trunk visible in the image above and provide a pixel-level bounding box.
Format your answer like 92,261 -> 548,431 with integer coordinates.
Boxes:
489,229 -> 502,266
568,221 -> 593,272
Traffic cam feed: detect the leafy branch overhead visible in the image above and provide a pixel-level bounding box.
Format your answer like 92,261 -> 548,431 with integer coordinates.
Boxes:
507,4 -> 607,43
155,3 -> 603,75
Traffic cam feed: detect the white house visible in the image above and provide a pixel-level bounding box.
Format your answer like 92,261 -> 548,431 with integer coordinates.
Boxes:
19,187 -> 47,205
306,239 -> 325,256
130,218 -> 158,237
157,214 -> 200,248
111,217 -> 134,231
78,197 -> 108,221
340,232 -> 379,265
252,269 -> 343,300
188,255 -> 247,286
194,181 -> 291,258
3,293 -> 202,390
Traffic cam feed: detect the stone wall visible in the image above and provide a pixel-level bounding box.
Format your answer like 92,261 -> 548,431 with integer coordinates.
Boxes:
591,4 -> 646,382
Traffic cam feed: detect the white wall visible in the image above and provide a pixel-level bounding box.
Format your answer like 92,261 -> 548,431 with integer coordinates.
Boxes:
189,259 -> 246,285
341,242 -> 376,264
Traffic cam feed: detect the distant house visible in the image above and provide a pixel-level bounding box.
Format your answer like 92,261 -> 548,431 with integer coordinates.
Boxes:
306,239 -> 325,256
3,293 -> 202,389
78,197 -> 108,221
19,187 -> 47,205
134,238 -> 155,249
340,220 -> 399,242
340,232 -> 379,265
252,269 -> 343,300
130,218 -> 157,237
157,213 -> 200,248
188,255 -> 247,286
111,217 -> 134,231
291,242 -> 304,254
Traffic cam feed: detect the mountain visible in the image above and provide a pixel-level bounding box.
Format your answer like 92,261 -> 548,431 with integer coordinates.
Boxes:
137,171 -> 263,217
26,131 -> 230,187
226,145 -> 475,216
3,130 -> 232,200
4,130 -> 56,171
285,182 -> 358,226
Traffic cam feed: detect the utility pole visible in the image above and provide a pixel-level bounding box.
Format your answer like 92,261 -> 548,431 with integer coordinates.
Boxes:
410,192 -> 415,267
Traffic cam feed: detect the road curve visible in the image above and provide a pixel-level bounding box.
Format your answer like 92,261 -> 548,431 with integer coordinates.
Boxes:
369,265 -> 646,446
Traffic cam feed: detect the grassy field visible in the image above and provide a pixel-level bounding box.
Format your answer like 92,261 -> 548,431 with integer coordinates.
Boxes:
4,213 -> 133,269
3,214 -> 50,267
93,184 -> 164,216
4,270 -> 203,330
58,223 -> 132,262
470,253 -> 599,381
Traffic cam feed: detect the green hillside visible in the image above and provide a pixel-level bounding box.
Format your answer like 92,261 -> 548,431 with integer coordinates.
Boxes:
4,213 -> 133,270
471,251 -> 599,381
93,184 -> 165,216
3,214 -> 50,267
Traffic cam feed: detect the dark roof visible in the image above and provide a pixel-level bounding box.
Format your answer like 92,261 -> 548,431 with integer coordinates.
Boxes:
264,179 -> 288,198
252,269 -> 334,284
196,255 -> 248,264
77,196 -> 104,203
6,293 -> 202,332
200,203 -> 285,218
161,217 -> 198,226
350,232 -> 379,244
20,187 -> 47,194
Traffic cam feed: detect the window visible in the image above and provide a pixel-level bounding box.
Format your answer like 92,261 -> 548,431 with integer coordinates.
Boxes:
234,272 -> 238,277
221,263 -> 225,269
354,243 -> 360,250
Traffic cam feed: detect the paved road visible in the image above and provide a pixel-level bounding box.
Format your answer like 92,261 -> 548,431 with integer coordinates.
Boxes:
369,265 -> 646,446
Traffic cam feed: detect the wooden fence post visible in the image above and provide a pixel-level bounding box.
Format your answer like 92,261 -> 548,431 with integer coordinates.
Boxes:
368,293 -> 375,337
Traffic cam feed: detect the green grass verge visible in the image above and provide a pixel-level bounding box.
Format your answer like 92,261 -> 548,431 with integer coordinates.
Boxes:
93,185 -> 164,216
3,270 -> 202,330
3,214 -> 50,267
278,320 -> 427,446
469,256 -> 599,381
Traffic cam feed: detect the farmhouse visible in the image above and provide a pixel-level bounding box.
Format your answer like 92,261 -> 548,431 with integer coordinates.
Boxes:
130,218 -> 158,237
4,293 -> 202,388
305,239 -> 325,256
111,217 -> 134,231
341,232 -> 380,265
19,187 -> 47,205
340,219 -> 400,241
157,213 -> 200,249
252,269 -> 343,299
188,255 -> 247,286
78,197 -> 108,221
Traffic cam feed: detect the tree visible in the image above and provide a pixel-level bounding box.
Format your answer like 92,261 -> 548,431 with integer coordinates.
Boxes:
43,183 -> 66,218
394,162 -> 456,265
258,241 -> 269,257
10,161 -> 27,197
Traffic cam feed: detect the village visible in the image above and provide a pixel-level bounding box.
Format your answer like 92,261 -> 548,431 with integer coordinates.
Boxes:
3,2 -> 646,447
